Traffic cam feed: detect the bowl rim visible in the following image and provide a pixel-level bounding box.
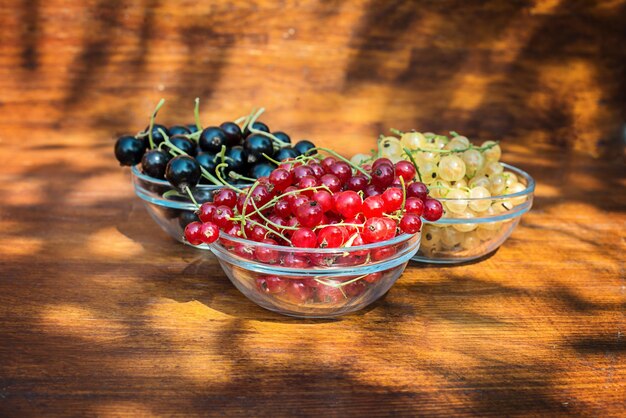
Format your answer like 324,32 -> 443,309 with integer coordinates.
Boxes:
206,229 -> 419,254
433,163 -> 535,202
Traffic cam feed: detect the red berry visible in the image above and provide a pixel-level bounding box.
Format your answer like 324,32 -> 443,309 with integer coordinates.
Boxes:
250,184 -> 272,207
423,198 -> 444,221
346,175 -> 368,192
244,223 -> 267,241
321,157 -> 336,173
362,217 -> 388,243
371,164 -> 395,188
224,223 -> 241,237
362,195 -> 385,218
334,191 -> 363,218
184,221 -> 203,245
213,189 -> 237,208
256,275 -> 288,294
381,218 -> 397,240
316,284 -> 344,303
317,226 -> 345,248
274,198 -> 291,218
381,188 -> 403,212
234,244 -> 255,260
395,161 -> 416,183
297,175 -> 320,192
293,165 -> 315,181
309,163 -> 325,178
296,201 -> 324,228
199,222 -> 220,244
329,161 -> 352,183
290,195 -> 310,217
284,281 -> 313,303
364,184 -> 382,198
213,206 -> 234,229
291,228 -> 317,248
404,197 -> 424,216
364,272 -> 382,283
198,202 -> 217,222
312,190 -> 333,213
255,239 -> 279,263
372,158 -> 393,169
320,174 -> 341,193
283,253 -> 309,268
345,281 -> 366,297
399,213 -> 422,234
269,168 -> 293,192
371,245 -> 396,261
407,182 -> 429,201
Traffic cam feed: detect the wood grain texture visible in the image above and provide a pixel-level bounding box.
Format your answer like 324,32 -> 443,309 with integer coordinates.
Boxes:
0,0 -> 625,416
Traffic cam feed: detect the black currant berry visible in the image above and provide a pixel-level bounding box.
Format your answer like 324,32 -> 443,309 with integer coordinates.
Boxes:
141,149 -> 170,179
272,131 -> 291,144
294,140 -> 316,155
114,136 -> 146,166
178,210 -> 200,229
244,134 -> 274,164
169,125 -> 191,136
226,146 -> 249,173
220,122 -> 243,147
275,147 -> 299,161
170,135 -> 197,156
250,163 -> 275,179
192,188 -> 215,204
144,124 -> 169,147
196,153 -> 218,182
199,127 -> 227,153
244,121 -> 270,137
165,155 -> 201,190
186,124 -> 199,134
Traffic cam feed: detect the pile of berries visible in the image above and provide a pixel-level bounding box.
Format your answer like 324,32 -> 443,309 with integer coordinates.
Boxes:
114,99 -> 316,190
183,155 -> 443,249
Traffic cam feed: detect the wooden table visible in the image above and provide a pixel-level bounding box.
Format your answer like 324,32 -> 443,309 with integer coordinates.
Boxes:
0,132 -> 624,416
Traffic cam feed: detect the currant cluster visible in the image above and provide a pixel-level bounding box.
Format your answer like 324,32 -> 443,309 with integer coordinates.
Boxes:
183,154 -> 443,248
114,100 -> 317,190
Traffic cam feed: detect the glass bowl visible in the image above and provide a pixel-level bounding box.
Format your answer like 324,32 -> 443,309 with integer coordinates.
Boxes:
204,231 -> 421,318
412,163 -> 535,264
131,165 -> 221,245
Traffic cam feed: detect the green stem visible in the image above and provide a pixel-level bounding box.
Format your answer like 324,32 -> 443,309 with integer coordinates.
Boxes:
247,108 -> 291,147
403,147 -> 422,182
240,182 -> 258,238
215,163 -> 244,193
184,186 -> 200,209
147,98 -> 166,150
314,274 -> 368,289
240,108 -> 257,135
390,128 -> 404,136
194,97 -> 202,131
262,153 -> 281,165
307,147 -> 371,179
229,172 -> 255,182
400,176 -> 406,212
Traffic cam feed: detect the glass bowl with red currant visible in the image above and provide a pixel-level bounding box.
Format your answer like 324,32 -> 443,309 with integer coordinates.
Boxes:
352,130 -> 535,263
115,99 -> 319,244
182,152 -> 443,317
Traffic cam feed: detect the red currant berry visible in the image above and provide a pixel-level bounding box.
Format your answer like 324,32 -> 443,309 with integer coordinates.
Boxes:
317,226 -> 345,248
334,191 -> 363,218
283,253 -> 309,268
321,157 -> 336,173
184,221 -> 203,245
199,222 -> 220,244
224,223 -> 241,237
372,158 -> 393,170
284,281 -> 313,303
371,164 -> 395,189
293,165 -> 315,182
404,197 -> 424,216
213,206 -> 234,229
362,217 -> 387,243
316,284 -> 344,303
399,213 -> 422,233
312,190 -> 333,213
381,187 -> 403,212
234,244 -> 255,260
345,281 -> 367,297
363,195 -> 385,218
244,223 -> 267,241
296,201 -> 324,228
291,228 -> 317,248
371,245 -> 396,261
289,195 -> 310,217
364,272 -> 382,283
250,184 -> 272,207
364,184 -> 382,198
329,161 -> 352,183
381,218 -> 397,240
309,163 -> 325,178
346,175 -> 369,192
297,175 -> 320,193
256,275 -> 288,294
320,174 -> 341,193
395,161 -> 416,183
198,202 -> 217,223
407,182 -> 429,201
213,189 -> 237,208
274,198 -> 291,218
423,198 -> 444,221
269,168 -> 293,192
255,239 -> 279,263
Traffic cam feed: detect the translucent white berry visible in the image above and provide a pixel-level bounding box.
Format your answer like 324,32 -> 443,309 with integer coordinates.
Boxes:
482,141 -> 501,161
444,188 -> 469,214
438,155 -> 466,182
400,131 -> 426,150
506,182 -> 527,205
350,153 -> 370,166
462,149 -> 485,178
469,186 -> 492,212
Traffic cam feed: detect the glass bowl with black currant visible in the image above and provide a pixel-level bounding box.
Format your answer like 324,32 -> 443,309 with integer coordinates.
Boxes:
114,100 -> 318,245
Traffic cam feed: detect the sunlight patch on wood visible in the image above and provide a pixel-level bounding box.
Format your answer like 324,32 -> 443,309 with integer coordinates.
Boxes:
41,303 -> 129,341
87,226 -> 144,259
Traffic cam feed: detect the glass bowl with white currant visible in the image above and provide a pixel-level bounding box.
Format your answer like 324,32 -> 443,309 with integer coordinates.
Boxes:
181,150 -> 443,317
352,130 -> 535,264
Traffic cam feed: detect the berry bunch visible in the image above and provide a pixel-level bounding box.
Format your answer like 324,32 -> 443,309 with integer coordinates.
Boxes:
183,153 -> 443,248
114,99 -> 317,190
